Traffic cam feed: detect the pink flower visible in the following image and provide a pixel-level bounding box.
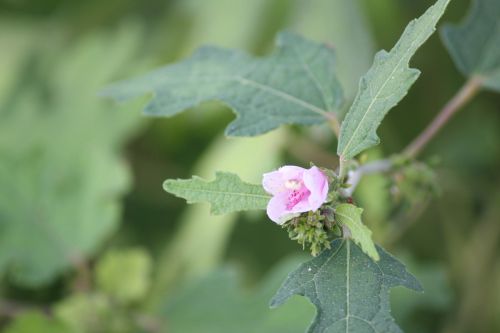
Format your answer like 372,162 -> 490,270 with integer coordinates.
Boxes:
262,166 -> 329,224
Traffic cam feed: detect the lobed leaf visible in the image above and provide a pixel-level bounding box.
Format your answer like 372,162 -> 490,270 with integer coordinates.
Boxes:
441,0 -> 500,91
163,172 -> 270,215
270,239 -> 422,333
335,204 -> 379,261
101,31 -> 343,136
337,0 -> 451,159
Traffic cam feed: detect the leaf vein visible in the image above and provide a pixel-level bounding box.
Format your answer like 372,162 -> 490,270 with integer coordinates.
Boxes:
233,76 -> 329,117
289,43 -> 333,112
341,34 -> 421,156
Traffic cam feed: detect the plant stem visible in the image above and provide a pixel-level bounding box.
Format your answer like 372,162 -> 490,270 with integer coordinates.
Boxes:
404,77 -> 482,158
338,156 -> 348,181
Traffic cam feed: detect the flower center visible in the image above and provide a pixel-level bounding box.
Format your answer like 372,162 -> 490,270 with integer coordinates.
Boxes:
286,186 -> 310,210
285,179 -> 301,190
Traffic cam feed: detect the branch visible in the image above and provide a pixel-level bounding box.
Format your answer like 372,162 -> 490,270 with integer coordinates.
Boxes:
404,77 -> 482,158
343,159 -> 393,197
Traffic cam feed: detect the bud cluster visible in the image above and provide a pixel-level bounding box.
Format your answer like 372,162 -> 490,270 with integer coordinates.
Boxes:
282,206 -> 340,256
390,158 -> 440,204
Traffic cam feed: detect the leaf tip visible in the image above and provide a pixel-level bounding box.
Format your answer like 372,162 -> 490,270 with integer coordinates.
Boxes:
268,290 -> 293,309
408,272 -> 425,293
268,297 -> 280,309
162,179 -> 174,192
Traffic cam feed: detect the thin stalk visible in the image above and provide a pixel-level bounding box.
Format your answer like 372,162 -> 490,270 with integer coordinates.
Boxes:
404,77 -> 482,158
338,156 -> 348,181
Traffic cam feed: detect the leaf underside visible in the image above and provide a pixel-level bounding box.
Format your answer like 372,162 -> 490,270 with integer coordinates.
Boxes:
101,31 -> 343,137
270,239 -> 422,333
441,0 -> 500,91
163,172 -> 270,215
337,0 -> 450,159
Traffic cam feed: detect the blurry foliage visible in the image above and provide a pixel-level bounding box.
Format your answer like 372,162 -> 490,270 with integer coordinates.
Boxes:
391,255 -> 453,333
95,248 -> 152,304
0,23 -> 144,286
441,0 -> 500,91
162,256 -> 314,333
0,0 -> 499,333
4,311 -> 68,333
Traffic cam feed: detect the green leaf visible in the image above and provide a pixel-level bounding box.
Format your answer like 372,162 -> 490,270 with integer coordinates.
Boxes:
337,0 -> 450,159
335,204 -> 379,261
163,172 -> 270,215
95,248 -> 152,304
441,0 -> 500,91
101,31 -> 343,136
150,130 -> 286,306
162,256 -> 315,333
270,239 -> 422,333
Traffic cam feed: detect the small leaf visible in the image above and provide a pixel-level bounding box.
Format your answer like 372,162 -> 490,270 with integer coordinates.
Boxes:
101,31 -> 343,136
335,203 -> 379,261
441,0 -> 500,91
270,239 -> 422,333
337,0 -> 450,159
163,172 -> 270,214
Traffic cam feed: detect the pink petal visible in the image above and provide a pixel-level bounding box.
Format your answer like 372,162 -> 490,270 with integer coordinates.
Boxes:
303,166 -> 328,211
266,192 -> 289,224
279,165 -> 306,180
264,165 -> 328,224
262,170 -> 285,195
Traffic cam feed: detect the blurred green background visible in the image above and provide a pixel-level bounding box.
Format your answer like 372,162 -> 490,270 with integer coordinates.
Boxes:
0,0 -> 499,332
